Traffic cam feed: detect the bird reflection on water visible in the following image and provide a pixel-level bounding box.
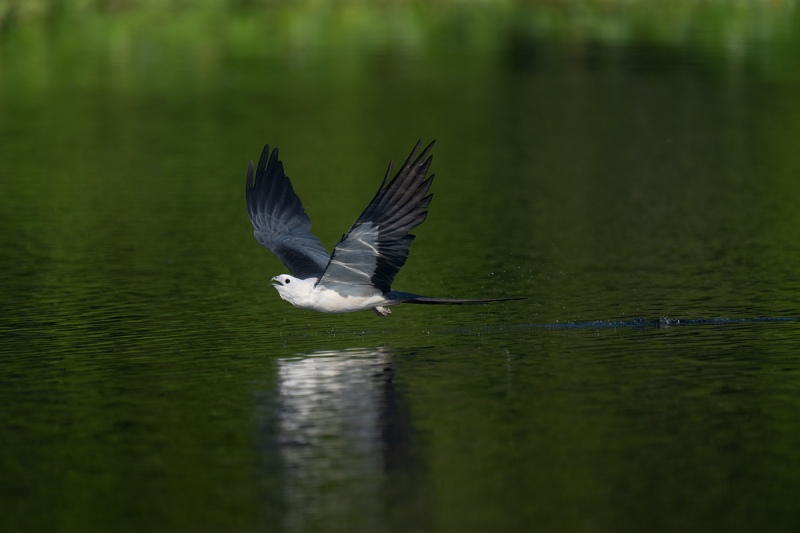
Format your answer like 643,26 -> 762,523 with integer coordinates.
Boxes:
254,347 -> 425,532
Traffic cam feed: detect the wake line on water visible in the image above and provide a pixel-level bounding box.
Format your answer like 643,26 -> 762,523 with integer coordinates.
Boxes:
284,316 -> 799,339
518,316 -> 800,330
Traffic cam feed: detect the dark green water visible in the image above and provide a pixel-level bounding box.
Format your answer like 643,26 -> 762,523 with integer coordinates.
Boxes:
2,7 -> 800,533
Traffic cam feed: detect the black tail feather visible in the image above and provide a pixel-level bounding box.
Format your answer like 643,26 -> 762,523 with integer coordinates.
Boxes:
387,291 -> 524,305
403,296 -> 524,305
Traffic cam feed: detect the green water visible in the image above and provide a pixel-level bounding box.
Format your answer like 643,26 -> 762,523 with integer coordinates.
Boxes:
2,6 -> 800,532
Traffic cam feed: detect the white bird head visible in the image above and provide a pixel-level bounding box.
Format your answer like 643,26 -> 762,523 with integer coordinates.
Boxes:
271,274 -> 297,291
271,274 -> 314,305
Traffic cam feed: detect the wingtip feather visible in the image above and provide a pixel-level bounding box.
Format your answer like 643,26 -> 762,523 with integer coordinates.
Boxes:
257,144 -> 271,173
382,159 -> 394,188
246,160 -> 254,190
402,139 -> 424,169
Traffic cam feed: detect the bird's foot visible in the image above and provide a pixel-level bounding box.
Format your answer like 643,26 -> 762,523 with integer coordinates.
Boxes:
373,306 -> 392,317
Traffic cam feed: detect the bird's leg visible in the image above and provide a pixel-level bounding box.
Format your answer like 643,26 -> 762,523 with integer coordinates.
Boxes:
373,306 -> 392,317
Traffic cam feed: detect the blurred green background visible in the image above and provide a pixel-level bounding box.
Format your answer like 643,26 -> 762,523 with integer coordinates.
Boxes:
3,2 -> 800,533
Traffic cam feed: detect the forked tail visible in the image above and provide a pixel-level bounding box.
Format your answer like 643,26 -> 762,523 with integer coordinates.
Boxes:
387,291 -> 524,305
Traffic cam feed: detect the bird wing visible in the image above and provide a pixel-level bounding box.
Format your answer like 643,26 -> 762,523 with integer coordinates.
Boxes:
316,139 -> 435,293
246,145 -> 331,279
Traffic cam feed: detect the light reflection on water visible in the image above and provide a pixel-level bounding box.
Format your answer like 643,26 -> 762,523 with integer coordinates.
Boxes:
256,347 -> 423,533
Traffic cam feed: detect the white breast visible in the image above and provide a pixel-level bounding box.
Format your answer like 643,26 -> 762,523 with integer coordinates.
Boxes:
307,285 -> 388,313
276,278 -> 388,313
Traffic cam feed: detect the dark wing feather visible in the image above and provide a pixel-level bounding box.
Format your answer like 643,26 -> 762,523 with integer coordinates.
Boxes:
317,139 -> 435,293
246,145 -> 330,279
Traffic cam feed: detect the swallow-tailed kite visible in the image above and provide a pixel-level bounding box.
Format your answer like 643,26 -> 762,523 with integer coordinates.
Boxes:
245,140 -> 520,316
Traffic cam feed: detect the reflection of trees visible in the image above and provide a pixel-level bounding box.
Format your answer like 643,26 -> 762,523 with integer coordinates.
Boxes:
255,347 -> 428,533
3,4 -> 797,84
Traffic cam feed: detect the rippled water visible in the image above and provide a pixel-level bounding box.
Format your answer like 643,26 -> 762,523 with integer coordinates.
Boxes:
2,8 -> 800,532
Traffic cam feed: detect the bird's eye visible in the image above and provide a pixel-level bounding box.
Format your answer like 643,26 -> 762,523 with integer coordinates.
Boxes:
285,279 -> 291,284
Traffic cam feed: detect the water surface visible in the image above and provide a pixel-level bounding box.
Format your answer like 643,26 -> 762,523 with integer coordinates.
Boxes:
2,6 -> 800,532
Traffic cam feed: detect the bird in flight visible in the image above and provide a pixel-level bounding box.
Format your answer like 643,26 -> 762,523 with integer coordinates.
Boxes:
245,140 -> 520,316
